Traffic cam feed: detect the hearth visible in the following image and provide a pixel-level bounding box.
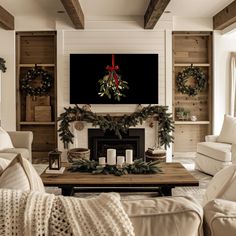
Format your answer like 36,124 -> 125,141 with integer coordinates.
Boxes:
88,128 -> 145,161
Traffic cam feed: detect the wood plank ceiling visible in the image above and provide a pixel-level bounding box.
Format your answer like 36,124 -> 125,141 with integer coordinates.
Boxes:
0,0 -> 170,30
2,0 -> 236,31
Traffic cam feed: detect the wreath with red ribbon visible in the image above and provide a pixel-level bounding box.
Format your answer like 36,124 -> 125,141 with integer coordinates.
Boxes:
98,54 -> 129,101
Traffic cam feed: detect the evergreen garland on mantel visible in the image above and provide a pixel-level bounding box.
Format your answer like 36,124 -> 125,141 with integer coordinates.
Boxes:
58,105 -> 174,149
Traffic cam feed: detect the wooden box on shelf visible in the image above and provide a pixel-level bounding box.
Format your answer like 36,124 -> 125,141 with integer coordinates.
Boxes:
35,106 -> 51,122
26,95 -> 50,121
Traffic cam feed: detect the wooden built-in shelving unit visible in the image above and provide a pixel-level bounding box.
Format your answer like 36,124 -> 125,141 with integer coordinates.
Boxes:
16,31 -> 57,163
172,31 -> 213,154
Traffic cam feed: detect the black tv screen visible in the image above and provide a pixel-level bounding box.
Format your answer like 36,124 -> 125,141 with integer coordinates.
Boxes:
70,54 -> 158,104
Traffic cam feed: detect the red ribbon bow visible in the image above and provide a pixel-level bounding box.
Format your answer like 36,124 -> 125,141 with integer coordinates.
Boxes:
106,54 -> 119,88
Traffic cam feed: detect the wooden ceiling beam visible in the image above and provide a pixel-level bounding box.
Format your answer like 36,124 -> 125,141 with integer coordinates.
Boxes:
144,0 -> 170,29
0,5 -> 14,30
60,0 -> 84,29
213,0 -> 236,30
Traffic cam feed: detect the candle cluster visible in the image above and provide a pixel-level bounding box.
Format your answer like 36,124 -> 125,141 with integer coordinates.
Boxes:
99,149 -> 133,166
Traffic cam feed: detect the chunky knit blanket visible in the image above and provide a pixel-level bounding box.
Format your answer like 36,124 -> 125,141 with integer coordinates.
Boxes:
0,189 -> 134,236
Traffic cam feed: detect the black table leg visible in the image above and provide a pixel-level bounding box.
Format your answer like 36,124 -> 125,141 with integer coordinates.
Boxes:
159,186 -> 173,196
61,186 -> 74,196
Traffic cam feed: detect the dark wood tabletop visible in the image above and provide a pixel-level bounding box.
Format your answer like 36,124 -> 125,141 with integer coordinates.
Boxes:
40,162 -> 198,196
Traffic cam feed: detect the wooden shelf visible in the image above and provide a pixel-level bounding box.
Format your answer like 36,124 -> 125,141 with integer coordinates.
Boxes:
20,122 -> 56,125
174,63 -> 210,67
19,63 -> 55,67
175,121 -> 210,125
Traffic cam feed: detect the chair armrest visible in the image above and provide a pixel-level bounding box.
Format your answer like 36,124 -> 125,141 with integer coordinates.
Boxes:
205,135 -> 219,142
204,199 -> 236,236
7,131 -> 33,150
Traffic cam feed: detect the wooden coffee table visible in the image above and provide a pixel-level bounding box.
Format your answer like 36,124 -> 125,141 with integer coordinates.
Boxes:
40,162 -> 198,196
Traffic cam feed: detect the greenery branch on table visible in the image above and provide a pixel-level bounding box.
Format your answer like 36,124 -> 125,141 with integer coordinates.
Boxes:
68,158 -> 163,176
57,105 -> 174,149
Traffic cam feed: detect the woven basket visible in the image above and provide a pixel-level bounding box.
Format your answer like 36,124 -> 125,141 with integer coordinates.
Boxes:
67,148 -> 90,163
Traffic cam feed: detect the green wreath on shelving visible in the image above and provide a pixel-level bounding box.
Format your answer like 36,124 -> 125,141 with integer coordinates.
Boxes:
21,67 -> 53,96
176,66 -> 207,96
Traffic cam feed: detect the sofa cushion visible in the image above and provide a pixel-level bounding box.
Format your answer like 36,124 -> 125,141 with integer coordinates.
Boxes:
204,199 -> 236,236
2,148 -> 30,160
0,154 -> 45,192
0,157 -> 10,173
203,164 -> 236,206
217,114 -> 236,144
0,127 -> 14,150
197,142 -> 231,162
122,196 -> 203,236
195,153 -> 231,176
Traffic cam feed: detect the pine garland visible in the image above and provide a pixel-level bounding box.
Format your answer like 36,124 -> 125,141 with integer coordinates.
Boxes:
68,158 -> 162,176
0,57 -> 6,73
58,105 -> 174,149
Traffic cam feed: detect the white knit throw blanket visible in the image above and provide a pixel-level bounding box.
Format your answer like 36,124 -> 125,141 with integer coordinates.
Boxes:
0,189 -> 134,236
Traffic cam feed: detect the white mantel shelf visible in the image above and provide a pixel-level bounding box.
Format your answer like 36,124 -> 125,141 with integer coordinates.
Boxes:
175,121 -> 210,125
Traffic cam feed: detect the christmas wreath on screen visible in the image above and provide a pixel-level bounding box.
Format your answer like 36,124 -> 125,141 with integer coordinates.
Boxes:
98,54 -> 129,101
21,66 -> 53,96
176,65 -> 207,96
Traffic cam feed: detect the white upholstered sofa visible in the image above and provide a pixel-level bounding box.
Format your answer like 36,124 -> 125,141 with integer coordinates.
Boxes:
1,154 -> 236,235
0,130 -> 33,162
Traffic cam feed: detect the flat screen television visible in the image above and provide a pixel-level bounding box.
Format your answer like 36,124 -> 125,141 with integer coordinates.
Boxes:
70,54 -> 158,104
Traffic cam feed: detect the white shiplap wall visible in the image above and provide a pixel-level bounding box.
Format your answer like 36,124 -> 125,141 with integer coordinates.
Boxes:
57,22 -> 173,160
62,30 -> 166,105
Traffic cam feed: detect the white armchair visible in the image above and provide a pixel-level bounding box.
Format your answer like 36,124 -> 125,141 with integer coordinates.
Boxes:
196,135 -> 232,176
196,115 -> 236,176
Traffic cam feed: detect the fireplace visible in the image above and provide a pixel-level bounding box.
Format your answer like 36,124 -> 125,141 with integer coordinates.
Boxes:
88,128 -> 145,160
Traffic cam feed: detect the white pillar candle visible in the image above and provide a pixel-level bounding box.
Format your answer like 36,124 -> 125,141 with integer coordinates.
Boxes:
125,149 -> 133,164
99,157 -> 106,166
117,156 -> 125,166
107,149 -> 116,165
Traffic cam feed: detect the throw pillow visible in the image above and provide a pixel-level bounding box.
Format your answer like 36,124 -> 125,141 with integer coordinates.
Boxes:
0,127 -> 14,150
0,154 -> 45,192
203,164 -> 236,206
0,157 -> 10,173
217,114 -> 236,144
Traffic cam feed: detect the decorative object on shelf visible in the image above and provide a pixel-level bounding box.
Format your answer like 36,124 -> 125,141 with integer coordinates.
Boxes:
58,105 -> 174,149
21,66 -> 53,96
34,105 -> 51,122
68,158 -> 162,176
191,115 -> 197,122
176,65 -> 207,96
98,54 -> 129,101
175,107 -> 190,121
0,57 -> 6,73
67,148 -> 90,163
48,149 -> 62,170
26,95 -> 50,121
